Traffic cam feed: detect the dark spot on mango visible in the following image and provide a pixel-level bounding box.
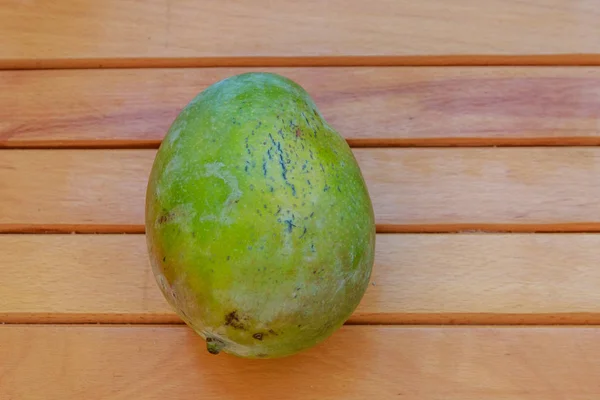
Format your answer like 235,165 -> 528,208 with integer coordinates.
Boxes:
300,227 -> 307,238
253,333 -> 264,340
284,219 -> 296,233
224,311 -> 247,330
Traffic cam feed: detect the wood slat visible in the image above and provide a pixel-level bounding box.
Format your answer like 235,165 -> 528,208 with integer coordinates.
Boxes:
2,67 -> 600,148
2,1 -> 600,68
2,234 -> 600,325
2,325 -> 600,399
2,148 -> 600,232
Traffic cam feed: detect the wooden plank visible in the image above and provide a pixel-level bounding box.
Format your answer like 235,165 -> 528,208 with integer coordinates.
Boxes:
0,234 -> 174,324
2,1 -> 600,69
0,150 -> 150,229
3,67 -> 600,148
1,325 -> 600,399
2,148 -> 600,232
2,234 -> 600,325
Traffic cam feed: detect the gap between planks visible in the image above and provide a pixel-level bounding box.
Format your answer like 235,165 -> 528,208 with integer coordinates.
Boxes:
4,223 -> 600,234
4,54 -> 600,70
4,313 -> 600,326
5,137 -> 600,149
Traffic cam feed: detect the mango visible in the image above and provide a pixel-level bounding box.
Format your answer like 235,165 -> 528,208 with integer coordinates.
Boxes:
145,72 -> 375,358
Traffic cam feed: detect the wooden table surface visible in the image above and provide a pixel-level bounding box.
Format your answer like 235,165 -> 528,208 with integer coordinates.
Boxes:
2,1 -> 600,398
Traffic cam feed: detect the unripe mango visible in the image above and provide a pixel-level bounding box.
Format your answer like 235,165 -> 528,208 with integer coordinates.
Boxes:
145,72 -> 375,358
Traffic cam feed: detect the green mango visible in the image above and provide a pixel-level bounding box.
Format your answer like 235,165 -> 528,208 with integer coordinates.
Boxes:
145,72 -> 375,359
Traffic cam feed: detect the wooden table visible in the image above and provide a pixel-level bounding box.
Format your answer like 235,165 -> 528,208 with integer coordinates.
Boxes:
2,1 -> 600,398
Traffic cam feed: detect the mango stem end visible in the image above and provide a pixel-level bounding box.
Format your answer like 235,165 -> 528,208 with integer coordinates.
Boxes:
206,337 -> 224,355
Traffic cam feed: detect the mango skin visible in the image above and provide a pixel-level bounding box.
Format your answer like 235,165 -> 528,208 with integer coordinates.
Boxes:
145,72 -> 375,358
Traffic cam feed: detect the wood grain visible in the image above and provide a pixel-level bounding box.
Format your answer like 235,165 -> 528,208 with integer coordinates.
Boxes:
2,0 -> 600,68
3,67 -> 600,148
2,234 -> 600,325
2,148 -> 600,231
2,325 -> 600,399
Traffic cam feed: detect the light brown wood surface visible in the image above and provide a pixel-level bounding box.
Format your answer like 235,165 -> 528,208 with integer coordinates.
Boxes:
2,0 -> 600,68
3,67 -> 600,147
2,325 -> 600,399
2,148 -> 600,232
3,0 -> 600,396
2,234 -> 600,325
